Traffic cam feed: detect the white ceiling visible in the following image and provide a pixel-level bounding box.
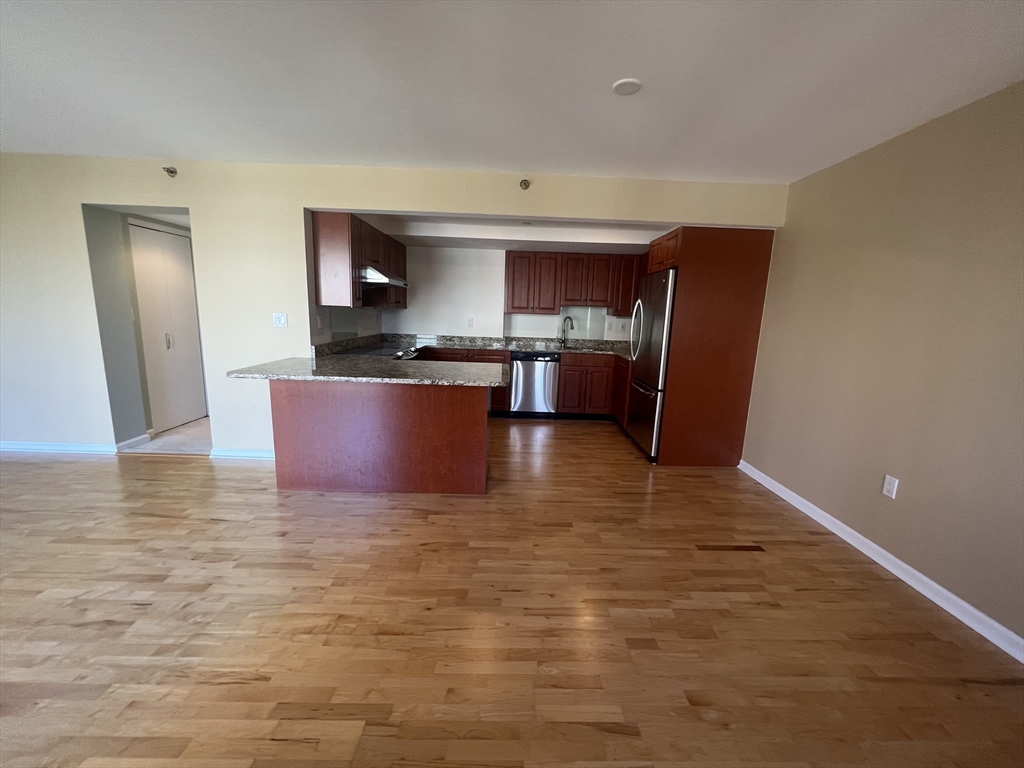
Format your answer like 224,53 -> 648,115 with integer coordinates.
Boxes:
1,0 -> 1021,184
358,213 -> 668,254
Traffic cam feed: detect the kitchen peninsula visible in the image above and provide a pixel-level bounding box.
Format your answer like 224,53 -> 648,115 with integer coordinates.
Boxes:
228,355 -> 507,494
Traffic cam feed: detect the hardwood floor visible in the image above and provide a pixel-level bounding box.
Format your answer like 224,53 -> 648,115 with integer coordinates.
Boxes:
1,419 -> 1021,767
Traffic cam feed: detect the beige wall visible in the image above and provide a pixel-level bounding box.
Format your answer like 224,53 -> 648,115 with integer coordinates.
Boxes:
81,205 -> 149,445
0,155 -> 786,452
381,247 -> 506,338
744,82 -> 1024,635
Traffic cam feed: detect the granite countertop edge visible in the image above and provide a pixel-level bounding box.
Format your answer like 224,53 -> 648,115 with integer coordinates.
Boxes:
315,333 -> 632,360
227,357 -> 508,387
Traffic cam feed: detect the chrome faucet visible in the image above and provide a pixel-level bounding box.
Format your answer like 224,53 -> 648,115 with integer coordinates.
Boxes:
559,316 -> 575,348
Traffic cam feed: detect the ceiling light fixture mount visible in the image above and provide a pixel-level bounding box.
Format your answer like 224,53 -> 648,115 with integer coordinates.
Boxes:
612,78 -> 643,96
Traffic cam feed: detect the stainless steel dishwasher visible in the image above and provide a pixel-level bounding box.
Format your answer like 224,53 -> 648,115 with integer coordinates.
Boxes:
510,351 -> 560,414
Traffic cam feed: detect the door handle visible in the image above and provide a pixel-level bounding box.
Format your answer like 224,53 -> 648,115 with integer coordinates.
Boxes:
631,381 -> 656,397
165,333 -> 171,350
635,301 -> 645,360
629,299 -> 642,360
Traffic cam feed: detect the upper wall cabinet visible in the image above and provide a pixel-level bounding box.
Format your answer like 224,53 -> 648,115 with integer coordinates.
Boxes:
311,211 -> 407,309
611,254 -> 643,317
505,251 -> 642,316
647,228 -> 681,273
311,210 -> 361,307
504,251 -> 563,315
559,253 -> 614,308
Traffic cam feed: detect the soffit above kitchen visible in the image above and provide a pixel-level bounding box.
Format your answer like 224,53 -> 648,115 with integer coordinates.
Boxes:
1,0 -> 1021,184
352,212 -> 670,254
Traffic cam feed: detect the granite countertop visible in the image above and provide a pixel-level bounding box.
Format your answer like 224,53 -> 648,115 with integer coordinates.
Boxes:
316,334 -> 631,359
227,356 -> 508,386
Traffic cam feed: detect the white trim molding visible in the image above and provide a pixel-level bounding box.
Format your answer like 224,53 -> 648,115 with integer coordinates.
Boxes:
116,434 -> 151,451
738,460 -> 1024,663
210,448 -> 275,461
0,441 -> 117,455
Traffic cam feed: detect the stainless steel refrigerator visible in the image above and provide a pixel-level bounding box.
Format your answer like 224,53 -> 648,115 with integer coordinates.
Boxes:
626,268 -> 676,460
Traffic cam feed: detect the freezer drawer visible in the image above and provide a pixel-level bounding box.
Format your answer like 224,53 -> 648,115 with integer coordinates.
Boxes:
625,379 -> 663,460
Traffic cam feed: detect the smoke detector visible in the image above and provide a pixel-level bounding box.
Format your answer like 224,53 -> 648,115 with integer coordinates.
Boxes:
612,78 -> 642,96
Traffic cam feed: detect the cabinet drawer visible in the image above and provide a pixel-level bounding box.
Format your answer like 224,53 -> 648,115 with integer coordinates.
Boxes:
467,351 -> 509,364
560,352 -> 614,368
420,348 -> 469,362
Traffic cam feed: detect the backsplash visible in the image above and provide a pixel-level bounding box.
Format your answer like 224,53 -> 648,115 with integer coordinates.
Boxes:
504,306 -> 631,341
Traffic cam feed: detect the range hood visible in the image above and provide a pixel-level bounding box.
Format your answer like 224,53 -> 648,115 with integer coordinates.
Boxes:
359,266 -> 408,288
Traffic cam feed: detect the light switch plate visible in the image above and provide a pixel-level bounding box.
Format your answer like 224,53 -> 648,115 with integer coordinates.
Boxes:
273,313 -> 288,328
882,475 -> 899,499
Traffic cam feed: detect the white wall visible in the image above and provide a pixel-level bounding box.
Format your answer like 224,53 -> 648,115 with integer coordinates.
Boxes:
0,153 -> 785,452
381,247 -> 505,337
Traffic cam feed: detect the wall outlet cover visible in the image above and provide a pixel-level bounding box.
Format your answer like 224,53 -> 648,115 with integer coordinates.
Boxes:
882,475 -> 899,499
273,313 -> 288,328
467,317 -> 474,328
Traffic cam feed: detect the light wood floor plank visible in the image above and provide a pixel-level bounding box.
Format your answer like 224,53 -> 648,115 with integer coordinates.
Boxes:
1,419 -> 1021,767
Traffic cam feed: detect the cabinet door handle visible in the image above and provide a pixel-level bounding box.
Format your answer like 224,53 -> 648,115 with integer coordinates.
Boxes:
165,333 -> 171,350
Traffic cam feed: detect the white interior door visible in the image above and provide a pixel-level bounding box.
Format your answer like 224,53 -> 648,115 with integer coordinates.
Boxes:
129,225 -> 207,433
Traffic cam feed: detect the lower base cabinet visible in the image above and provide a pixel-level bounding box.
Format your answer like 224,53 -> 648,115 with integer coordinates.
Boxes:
557,353 -> 614,415
419,347 -> 510,412
467,350 -> 510,412
612,355 -> 631,427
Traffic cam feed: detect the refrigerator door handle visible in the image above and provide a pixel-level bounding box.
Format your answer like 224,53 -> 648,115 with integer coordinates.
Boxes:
630,300 -> 644,361
631,379 -> 657,396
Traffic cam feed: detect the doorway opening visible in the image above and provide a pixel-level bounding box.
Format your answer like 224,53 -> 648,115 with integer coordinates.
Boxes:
82,205 -> 211,455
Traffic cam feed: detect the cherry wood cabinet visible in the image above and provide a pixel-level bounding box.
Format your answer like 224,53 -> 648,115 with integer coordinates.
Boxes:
533,253 -> 562,313
611,254 -> 642,317
585,367 -> 613,413
612,354 -> 631,427
559,254 -> 588,306
387,243 -> 407,308
362,229 -> 407,310
418,348 -> 510,412
311,210 -> 407,309
505,251 -> 639,315
418,348 -> 468,362
648,228 -> 682,274
556,366 -> 587,413
559,253 -> 616,308
587,255 -> 615,307
311,210 -> 361,307
656,226 -> 775,467
505,252 -> 535,313
504,252 -> 562,315
467,350 -> 511,412
558,353 -> 614,415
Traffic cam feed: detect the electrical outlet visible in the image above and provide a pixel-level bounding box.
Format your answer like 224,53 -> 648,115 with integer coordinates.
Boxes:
273,313 -> 288,328
882,475 -> 899,499
467,317 -> 474,328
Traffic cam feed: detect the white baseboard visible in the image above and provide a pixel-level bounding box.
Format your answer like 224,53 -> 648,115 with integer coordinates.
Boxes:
738,460 -> 1024,663
116,434 -> 151,451
0,441 -> 117,455
210,448 -> 275,460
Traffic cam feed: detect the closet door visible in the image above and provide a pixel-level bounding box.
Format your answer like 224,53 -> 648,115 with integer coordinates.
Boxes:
129,225 -> 207,433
